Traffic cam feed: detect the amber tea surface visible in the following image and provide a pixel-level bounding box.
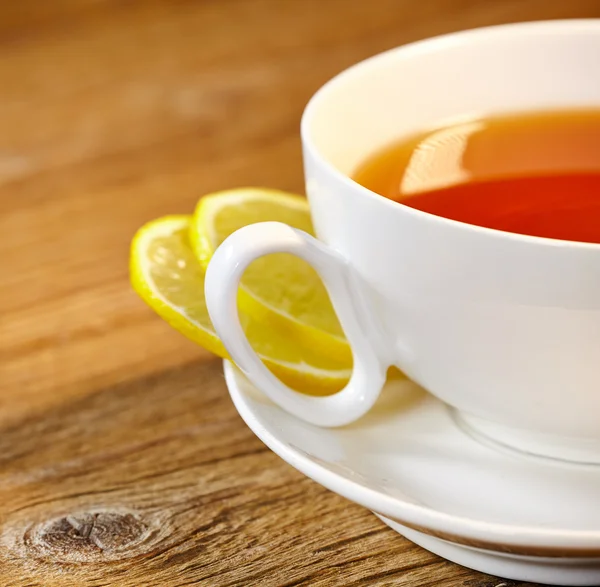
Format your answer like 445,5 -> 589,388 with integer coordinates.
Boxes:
353,110 -> 600,243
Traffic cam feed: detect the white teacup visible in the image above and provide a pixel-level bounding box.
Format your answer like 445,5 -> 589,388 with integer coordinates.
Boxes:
205,20 -> 600,464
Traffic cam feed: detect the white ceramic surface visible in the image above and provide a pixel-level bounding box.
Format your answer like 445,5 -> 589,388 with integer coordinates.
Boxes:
206,20 -> 600,463
224,361 -> 600,585
382,519 -> 600,587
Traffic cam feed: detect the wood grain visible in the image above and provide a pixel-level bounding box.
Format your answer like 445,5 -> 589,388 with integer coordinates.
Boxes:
2,1 -> 598,585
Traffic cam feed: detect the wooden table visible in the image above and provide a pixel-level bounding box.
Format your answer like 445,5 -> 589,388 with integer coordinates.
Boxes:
2,2 -> 599,585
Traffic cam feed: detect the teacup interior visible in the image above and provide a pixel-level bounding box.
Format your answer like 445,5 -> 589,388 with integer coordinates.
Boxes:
303,21 -> 600,176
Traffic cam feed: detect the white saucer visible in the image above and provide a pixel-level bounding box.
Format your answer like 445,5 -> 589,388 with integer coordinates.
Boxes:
224,362 -> 600,586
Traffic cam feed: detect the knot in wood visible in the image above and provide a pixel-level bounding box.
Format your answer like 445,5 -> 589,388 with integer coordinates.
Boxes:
25,510 -> 152,563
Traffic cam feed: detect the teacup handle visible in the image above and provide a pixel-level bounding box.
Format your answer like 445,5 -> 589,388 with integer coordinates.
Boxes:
205,221 -> 387,427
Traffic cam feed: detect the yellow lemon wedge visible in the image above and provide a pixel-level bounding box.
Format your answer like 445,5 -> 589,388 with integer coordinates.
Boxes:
130,215 -> 352,394
190,188 -> 351,364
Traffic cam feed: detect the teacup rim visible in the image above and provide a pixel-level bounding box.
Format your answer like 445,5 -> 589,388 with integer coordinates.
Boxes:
301,18 -> 600,251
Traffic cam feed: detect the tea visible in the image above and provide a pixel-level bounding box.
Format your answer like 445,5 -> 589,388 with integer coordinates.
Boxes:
353,110 -> 600,243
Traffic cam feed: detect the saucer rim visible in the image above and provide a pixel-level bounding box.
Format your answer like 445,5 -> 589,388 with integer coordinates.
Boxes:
224,361 -> 600,557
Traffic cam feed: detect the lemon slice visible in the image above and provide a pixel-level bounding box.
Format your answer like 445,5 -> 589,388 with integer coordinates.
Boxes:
190,188 -> 351,363
130,215 -> 352,394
